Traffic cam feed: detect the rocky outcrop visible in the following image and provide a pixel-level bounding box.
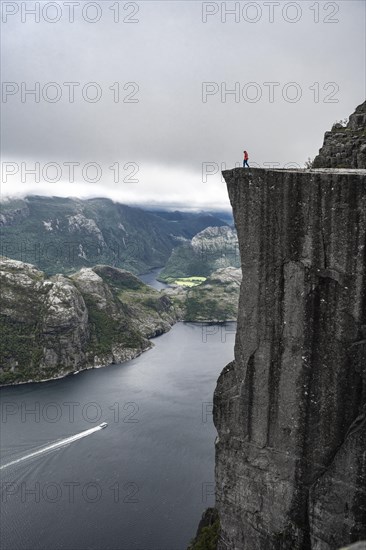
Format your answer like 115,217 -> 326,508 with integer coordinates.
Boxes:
0,258 -> 177,385
41,273 -> 90,372
214,168 -> 366,549
164,266 -> 241,322
313,101 -> 366,169
0,200 -> 29,226
184,266 -> 241,322
159,226 -> 240,281
191,226 -> 239,268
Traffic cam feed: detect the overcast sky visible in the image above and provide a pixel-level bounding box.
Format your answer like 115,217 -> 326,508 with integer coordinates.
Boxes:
1,0 -> 365,210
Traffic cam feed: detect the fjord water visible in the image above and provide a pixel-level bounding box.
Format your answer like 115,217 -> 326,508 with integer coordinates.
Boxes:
138,267 -> 168,290
0,322 -> 235,550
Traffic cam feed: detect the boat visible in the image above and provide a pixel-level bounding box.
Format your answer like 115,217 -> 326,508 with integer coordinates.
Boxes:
99,422 -> 108,429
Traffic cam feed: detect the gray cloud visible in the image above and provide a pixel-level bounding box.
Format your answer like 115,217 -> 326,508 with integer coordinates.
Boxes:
1,0 -> 365,209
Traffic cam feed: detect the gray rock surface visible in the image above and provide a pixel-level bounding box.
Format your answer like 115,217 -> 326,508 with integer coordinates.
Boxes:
191,226 -> 240,269
214,167 -> 366,549
313,101 -> 366,169
0,258 -> 177,384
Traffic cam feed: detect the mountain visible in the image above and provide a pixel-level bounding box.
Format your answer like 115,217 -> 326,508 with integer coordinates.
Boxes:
151,209 -> 234,226
0,258 -> 241,384
0,196 -> 228,276
166,266 -> 241,322
159,226 -> 240,281
0,258 -> 178,385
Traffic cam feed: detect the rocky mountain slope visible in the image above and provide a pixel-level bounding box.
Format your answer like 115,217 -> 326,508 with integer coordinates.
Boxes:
166,266 -> 241,322
0,258 -> 241,384
0,196 -> 228,276
313,100 -> 366,169
159,226 -> 240,281
0,258 -> 178,385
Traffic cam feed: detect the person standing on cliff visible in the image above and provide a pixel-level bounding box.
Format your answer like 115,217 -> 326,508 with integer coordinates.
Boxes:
243,150 -> 250,168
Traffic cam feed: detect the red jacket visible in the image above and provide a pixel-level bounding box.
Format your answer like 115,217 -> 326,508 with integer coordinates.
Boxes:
244,151 -> 249,160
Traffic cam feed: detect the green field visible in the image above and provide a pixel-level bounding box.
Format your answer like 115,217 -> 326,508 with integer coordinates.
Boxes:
172,276 -> 206,287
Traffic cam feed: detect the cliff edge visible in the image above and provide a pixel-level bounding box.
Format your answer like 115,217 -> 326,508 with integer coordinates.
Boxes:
215,167 -> 366,549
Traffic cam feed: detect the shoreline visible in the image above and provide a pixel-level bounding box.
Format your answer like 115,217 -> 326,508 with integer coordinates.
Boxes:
0,346 -> 147,389
0,320 -> 237,389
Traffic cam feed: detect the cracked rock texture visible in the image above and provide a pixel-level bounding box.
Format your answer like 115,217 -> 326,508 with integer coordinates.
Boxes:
214,167 -> 366,549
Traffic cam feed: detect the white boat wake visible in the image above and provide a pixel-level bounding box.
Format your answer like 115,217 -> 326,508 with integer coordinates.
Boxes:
0,423 -> 107,471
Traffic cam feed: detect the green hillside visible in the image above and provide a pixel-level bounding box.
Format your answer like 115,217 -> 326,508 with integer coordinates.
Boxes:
0,197 -> 228,276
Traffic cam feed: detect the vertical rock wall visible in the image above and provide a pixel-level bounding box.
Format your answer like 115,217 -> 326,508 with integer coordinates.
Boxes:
214,167 -> 366,549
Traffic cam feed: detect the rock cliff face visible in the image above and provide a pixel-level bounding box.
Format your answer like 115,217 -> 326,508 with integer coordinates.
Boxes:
0,258 -> 177,385
214,167 -> 366,549
313,101 -> 366,169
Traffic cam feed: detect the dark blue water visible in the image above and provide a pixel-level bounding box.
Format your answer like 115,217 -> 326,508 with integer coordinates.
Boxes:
138,268 -> 168,290
0,322 -> 236,550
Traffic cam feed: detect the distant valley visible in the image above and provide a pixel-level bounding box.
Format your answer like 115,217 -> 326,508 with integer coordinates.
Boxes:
0,196 -> 240,385
0,196 -> 231,275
